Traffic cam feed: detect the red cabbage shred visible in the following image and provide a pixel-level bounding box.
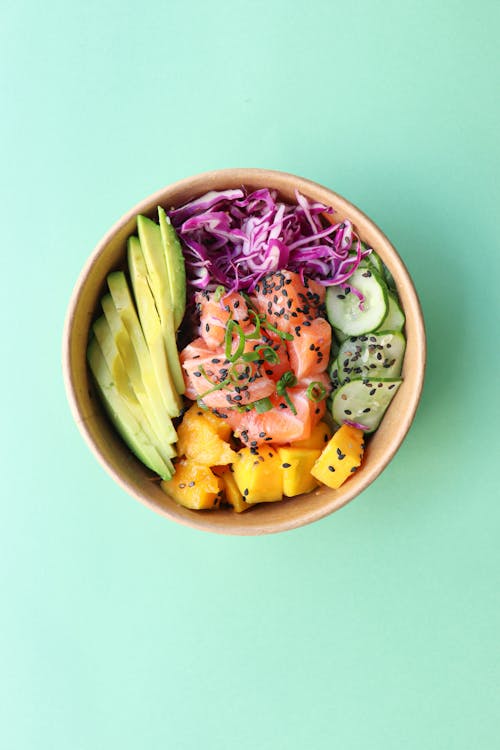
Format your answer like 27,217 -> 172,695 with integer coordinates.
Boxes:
168,188 -> 371,293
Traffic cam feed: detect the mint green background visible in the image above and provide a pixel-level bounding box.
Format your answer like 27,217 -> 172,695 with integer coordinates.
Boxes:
2,1 -> 499,748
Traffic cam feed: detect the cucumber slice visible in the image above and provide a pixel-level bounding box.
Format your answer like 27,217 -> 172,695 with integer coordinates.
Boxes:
383,263 -> 396,290
326,267 -> 388,336
328,357 -> 341,390
365,250 -> 383,275
377,290 -> 405,332
337,331 -> 406,382
330,336 -> 340,361
331,378 -> 402,433
333,327 -> 350,343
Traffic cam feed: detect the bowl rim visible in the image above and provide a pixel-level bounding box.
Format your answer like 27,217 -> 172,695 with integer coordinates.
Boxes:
63,168 -> 426,535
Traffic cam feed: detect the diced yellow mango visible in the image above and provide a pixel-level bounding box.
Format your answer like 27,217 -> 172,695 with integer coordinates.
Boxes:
292,421 -> 332,451
232,447 -> 283,504
214,466 -> 252,513
177,404 -> 235,466
277,447 -> 321,497
182,404 -> 232,441
161,459 -> 223,509
311,425 -> 364,489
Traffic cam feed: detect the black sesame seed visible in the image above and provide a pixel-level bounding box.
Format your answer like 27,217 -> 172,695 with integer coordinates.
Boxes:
328,465 -> 335,472
282,463 -> 291,469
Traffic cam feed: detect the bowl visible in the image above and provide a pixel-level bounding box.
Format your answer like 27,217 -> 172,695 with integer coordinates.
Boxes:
63,168 -> 426,535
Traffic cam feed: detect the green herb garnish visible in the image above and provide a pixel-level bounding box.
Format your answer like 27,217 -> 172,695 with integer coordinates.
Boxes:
276,370 -> 298,414
306,381 -> 327,402
213,285 -> 226,302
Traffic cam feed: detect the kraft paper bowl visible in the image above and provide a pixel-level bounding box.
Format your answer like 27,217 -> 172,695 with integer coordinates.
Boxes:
63,168 -> 426,535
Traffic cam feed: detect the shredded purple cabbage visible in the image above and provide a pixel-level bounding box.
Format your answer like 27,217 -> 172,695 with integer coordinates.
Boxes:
343,419 -> 369,431
169,187 -> 371,293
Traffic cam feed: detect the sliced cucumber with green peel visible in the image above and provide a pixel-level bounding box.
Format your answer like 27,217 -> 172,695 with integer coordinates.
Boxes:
376,290 -> 405,332
333,327 -> 350,343
337,331 -> 406,382
383,263 -> 396,291
364,250 -> 383,275
331,378 -> 402,433
326,267 -> 388,336
328,357 -> 341,390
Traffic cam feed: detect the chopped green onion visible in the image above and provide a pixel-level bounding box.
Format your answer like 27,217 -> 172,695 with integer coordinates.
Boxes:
261,346 -> 279,364
244,309 -> 262,340
263,320 -> 294,341
224,319 -> 234,360
306,381 -> 327,402
229,362 -> 251,382
253,397 -> 273,414
277,370 -> 298,391
224,319 -> 246,362
213,285 -> 226,302
276,370 -> 298,415
241,351 -> 261,363
231,323 -> 246,361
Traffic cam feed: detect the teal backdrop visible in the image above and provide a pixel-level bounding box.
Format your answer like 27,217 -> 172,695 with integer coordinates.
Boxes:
2,1 -> 499,748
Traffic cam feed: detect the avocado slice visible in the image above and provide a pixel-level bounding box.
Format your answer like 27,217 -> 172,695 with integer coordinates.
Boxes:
158,207 -> 186,331
92,313 -> 176,461
104,274 -> 177,447
87,337 -> 174,480
127,236 -> 182,418
136,215 -> 185,394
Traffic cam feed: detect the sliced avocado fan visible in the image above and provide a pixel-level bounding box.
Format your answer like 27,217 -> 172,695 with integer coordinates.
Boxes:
127,236 -> 182,418
87,337 -> 174,480
137,215 -> 185,394
158,206 -> 186,331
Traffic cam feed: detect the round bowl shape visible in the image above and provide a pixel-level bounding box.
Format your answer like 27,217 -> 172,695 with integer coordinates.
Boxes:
63,169 -> 426,535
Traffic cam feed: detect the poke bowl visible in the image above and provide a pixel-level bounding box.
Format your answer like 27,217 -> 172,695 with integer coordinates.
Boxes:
63,168 -> 426,535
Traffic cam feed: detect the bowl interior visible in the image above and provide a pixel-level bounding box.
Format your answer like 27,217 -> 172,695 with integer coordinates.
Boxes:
63,168 -> 426,535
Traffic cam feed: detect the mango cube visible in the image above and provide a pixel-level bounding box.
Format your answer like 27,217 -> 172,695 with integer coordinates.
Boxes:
311,425 -> 364,489
232,447 -> 283,504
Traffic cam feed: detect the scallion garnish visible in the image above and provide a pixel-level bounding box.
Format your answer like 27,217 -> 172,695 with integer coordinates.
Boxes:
213,285 -> 226,302
306,381 -> 327,402
197,365 -> 231,398
263,320 -> 294,341
253,397 -> 273,413
243,309 -> 262,340
276,370 -> 298,415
